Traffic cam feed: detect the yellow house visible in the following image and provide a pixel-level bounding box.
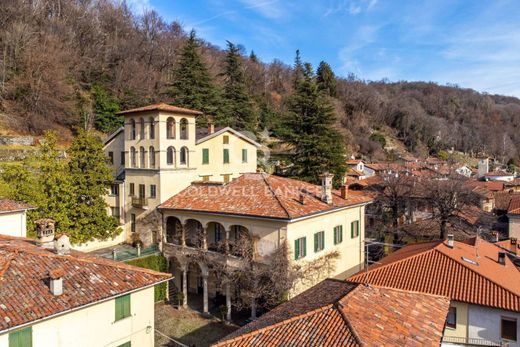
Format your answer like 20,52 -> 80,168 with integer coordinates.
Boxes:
99,103 -> 260,250
159,172 -> 373,320
0,221 -> 170,347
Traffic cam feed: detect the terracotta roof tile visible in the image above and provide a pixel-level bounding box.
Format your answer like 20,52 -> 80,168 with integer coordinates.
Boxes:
159,173 -> 373,220
508,196 -> 520,214
0,199 -> 35,213
466,180 -> 505,192
213,279 -> 450,347
117,102 -> 203,116
0,235 -> 170,332
348,238 -> 520,312
494,191 -> 520,210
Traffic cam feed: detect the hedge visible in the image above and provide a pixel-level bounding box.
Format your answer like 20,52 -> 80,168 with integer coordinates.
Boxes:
127,255 -> 168,302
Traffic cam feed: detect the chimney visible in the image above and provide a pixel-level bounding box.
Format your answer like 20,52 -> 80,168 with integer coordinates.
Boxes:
319,172 -> 334,204
54,234 -> 71,255
35,219 -> 56,248
511,238 -> 517,246
340,185 -> 348,199
498,252 -> 506,265
208,122 -> 215,135
447,234 -> 454,248
492,231 -> 499,243
299,191 -> 306,205
49,268 -> 64,296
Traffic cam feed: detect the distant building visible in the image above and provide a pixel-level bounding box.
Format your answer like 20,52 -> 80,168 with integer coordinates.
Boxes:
213,279 -> 450,346
509,196 -> 520,239
478,158 -> 489,178
0,219 -> 170,347
484,171 -> 515,182
0,199 -> 35,238
455,164 -> 472,178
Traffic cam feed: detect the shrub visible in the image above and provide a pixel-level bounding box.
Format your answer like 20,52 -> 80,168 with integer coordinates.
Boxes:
127,255 -> 168,302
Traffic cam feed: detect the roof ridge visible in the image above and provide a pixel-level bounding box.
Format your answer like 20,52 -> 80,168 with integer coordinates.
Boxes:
213,304 -> 336,346
0,251 -> 16,278
336,286 -> 363,346
262,174 -> 292,219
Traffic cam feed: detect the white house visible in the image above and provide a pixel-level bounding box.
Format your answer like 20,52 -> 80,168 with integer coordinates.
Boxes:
0,219 -> 170,347
0,199 -> 35,237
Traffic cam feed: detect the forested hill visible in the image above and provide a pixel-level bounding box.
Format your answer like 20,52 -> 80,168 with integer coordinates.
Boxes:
1,0 -> 520,162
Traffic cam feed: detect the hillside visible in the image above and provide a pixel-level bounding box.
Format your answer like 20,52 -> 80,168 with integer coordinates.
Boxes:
1,0 -> 519,163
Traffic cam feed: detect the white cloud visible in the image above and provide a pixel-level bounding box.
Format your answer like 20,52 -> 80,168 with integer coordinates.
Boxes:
124,0 -> 152,15
239,0 -> 284,19
323,0 -> 377,17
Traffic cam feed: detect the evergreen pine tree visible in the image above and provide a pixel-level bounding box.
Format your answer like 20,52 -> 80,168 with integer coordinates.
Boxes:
281,63 -> 346,185
67,129 -> 120,243
249,50 -> 259,63
92,84 -> 122,133
220,41 -> 258,132
292,49 -> 304,89
168,30 -> 220,115
316,61 -> 337,97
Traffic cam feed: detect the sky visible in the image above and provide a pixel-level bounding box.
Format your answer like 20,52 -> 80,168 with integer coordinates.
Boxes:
126,0 -> 520,97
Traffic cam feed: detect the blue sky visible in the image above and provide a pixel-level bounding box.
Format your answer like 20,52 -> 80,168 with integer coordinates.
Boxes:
127,0 -> 520,97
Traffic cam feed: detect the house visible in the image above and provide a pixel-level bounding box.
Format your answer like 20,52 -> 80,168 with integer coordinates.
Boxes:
0,219 -> 170,347
346,159 -> 375,178
158,172 -> 373,319
0,199 -> 35,237
349,237 -> 520,346
212,278 -> 450,346
509,196 -> 520,239
455,164 -> 473,178
101,103 -> 260,250
484,171 -> 515,182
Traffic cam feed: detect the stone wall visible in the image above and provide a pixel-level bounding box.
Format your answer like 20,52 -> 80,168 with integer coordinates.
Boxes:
0,135 -> 35,146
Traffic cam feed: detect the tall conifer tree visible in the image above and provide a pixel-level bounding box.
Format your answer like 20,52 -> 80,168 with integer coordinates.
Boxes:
292,50 -> 304,89
281,63 -> 346,184
316,61 -> 337,97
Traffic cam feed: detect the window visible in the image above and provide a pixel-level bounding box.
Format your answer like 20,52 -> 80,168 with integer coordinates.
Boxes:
294,237 -> 306,260
130,119 -> 136,140
111,207 -> 120,218
9,326 -> 32,347
117,342 -> 131,347
223,149 -> 230,164
502,317 -> 517,341
314,231 -> 325,252
351,220 -> 359,238
334,225 -> 343,245
110,184 -> 119,196
149,146 -> 155,168
202,175 -> 210,182
214,224 -> 222,242
138,184 -> 145,198
130,214 -> 136,232
223,174 -> 231,183
108,151 -> 114,164
149,117 -> 155,139
129,183 -> 135,196
446,307 -> 457,329
202,148 -> 209,164
223,135 -> 229,144
120,151 -> 125,165
167,146 -> 175,165
130,147 -> 136,168
166,117 -> 175,139
139,147 -> 145,168
180,147 -> 188,165
180,118 -> 188,139
140,118 -> 145,139
150,185 -> 156,199
115,294 -> 131,321
242,149 -> 248,163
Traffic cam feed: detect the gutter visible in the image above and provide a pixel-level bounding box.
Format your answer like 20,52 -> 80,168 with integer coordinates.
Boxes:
0,277 -> 170,335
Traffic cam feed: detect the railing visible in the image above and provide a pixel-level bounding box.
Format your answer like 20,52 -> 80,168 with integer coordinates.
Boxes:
162,242 -> 246,269
132,197 -> 148,208
442,336 -> 502,346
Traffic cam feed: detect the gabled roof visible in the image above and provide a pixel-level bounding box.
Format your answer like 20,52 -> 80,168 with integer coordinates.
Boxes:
0,199 -> 35,214
466,180 -> 505,192
494,191 -> 520,210
0,235 -> 170,332
348,238 -> 520,312
213,279 -> 449,347
484,171 -> 514,177
159,173 -> 373,220
195,126 -> 262,148
116,103 -> 203,116
508,196 -> 520,215
103,126 -> 124,146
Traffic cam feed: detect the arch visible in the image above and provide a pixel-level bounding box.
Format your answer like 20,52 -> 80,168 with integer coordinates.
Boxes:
149,117 -> 155,139
130,119 -> 136,140
229,225 -> 253,257
149,146 -> 156,168
139,146 -> 146,168
180,146 -> 189,166
166,117 -> 175,139
167,146 -> 176,165
140,117 -> 145,139
166,216 -> 183,244
206,222 -> 225,252
185,219 -> 204,248
180,118 -> 188,140
130,147 -> 136,168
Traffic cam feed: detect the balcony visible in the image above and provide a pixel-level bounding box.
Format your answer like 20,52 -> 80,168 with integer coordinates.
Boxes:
131,197 -> 149,209
162,242 -> 246,269
441,336 -> 502,346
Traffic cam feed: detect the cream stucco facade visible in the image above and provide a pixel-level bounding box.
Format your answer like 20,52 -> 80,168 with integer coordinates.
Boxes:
0,210 -> 29,238
0,287 -> 156,347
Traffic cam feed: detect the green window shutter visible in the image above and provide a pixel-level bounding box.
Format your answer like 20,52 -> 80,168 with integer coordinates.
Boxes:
115,294 -> 131,321
223,149 -> 230,163
117,342 -> 131,347
333,228 -> 337,245
322,232 -> 325,249
294,239 -> 299,260
202,148 -> 209,164
339,226 -> 343,243
9,327 -> 32,347
314,233 -> 318,252
242,149 -> 247,162
303,237 -> 307,257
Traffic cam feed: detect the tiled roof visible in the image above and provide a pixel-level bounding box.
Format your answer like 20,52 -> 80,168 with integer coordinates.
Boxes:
0,235 -> 170,332
159,173 -> 373,220
0,199 -> 35,214
348,238 -> 520,312
117,102 -> 203,116
347,169 -> 364,177
213,279 -> 449,347
508,196 -> 520,215
494,191 -> 520,210
484,171 -> 514,177
466,180 -> 505,192
196,126 -> 225,141
496,239 -> 520,256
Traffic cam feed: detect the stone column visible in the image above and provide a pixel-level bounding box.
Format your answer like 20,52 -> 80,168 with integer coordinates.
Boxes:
250,298 -> 257,320
181,265 -> 188,308
225,227 -> 230,254
225,282 -> 232,322
201,226 -> 208,250
181,222 -> 186,247
200,265 -> 209,316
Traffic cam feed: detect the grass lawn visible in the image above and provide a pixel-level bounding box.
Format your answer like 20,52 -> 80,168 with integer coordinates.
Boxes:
155,303 -> 238,347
